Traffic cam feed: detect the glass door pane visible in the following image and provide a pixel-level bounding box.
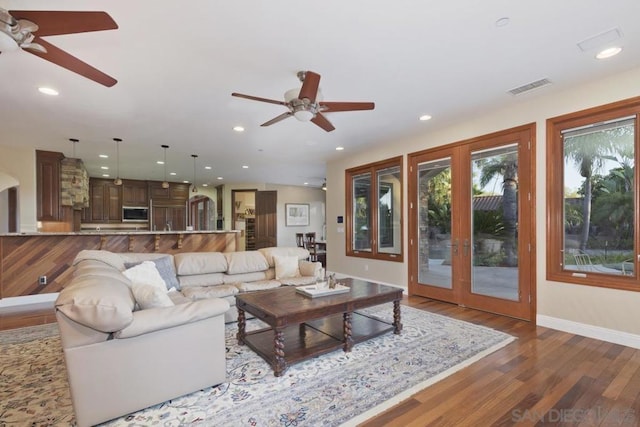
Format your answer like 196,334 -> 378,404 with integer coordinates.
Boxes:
417,158 -> 452,289
377,166 -> 401,255
470,144 -> 519,300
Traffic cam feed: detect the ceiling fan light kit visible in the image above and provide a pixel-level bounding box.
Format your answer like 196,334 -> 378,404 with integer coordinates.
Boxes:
231,70 -> 374,132
0,8 -> 119,87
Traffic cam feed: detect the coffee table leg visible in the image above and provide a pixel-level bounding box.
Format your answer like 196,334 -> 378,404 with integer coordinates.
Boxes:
393,300 -> 403,334
343,312 -> 353,352
274,328 -> 286,377
237,308 -> 246,344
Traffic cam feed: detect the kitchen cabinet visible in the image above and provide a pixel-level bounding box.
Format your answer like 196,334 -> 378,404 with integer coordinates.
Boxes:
89,178 -> 122,222
36,150 -> 64,221
122,180 -> 148,206
152,206 -> 186,231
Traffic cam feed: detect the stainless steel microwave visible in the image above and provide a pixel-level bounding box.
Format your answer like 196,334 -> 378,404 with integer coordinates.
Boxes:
122,206 -> 149,222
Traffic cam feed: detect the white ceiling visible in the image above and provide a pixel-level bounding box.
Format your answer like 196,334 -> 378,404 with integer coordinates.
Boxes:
1,0 -> 640,189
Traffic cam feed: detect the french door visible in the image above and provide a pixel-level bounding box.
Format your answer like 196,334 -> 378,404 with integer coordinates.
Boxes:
408,125 -> 535,320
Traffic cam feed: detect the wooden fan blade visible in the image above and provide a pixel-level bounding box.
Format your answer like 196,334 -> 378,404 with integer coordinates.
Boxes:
25,37 -> 117,87
261,112 -> 293,127
319,102 -> 375,112
232,92 -> 288,106
10,11 -> 117,36
298,71 -> 321,103
311,113 -> 335,132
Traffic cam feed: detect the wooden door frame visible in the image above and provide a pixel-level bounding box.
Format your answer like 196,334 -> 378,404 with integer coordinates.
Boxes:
408,124 -> 536,321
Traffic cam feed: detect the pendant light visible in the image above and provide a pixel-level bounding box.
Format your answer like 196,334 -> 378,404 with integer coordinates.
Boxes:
161,145 -> 170,189
69,138 -> 79,185
191,154 -> 198,193
113,138 -> 122,186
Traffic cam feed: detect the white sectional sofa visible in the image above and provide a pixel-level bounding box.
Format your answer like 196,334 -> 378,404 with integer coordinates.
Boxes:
54,246 -> 321,426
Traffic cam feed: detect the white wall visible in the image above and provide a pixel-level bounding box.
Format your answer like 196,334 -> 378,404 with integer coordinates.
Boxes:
0,146 -> 36,232
326,65 -> 640,337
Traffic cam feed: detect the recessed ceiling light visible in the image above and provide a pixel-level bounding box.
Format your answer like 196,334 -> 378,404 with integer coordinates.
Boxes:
242,165 -> 249,169
183,180 -> 189,183
38,87 -> 59,96
217,176 -> 223,180
419,114 -> 432,121
205,166 -> 212,170
336,146 -> 344,151
304,182 -> 309,185
101,166 -> 109,170
202,183 -> 208,187
495,17 -> 510,27
170,172 -> 177,176
102,174 -> 110,177
157,161 -> 164,165
99,154 -> 109,158
596,46 -> 622,59
233,126 -> 245,132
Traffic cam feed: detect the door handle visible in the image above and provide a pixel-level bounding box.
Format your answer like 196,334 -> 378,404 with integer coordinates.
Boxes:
451,239 -> 459,256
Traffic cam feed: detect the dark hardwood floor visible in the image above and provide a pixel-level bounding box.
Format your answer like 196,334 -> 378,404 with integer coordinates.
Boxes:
2,296 -> 639,426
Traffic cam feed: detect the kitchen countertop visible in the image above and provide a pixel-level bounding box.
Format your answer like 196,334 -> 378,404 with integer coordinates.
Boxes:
0,230 -> 241,237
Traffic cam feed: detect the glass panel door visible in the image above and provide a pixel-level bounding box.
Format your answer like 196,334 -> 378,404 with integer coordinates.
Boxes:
417,158 -> 453,290
470,144 -> 519,301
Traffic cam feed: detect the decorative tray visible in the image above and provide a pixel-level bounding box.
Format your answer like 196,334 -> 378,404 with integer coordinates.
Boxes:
295,283 -> 350,298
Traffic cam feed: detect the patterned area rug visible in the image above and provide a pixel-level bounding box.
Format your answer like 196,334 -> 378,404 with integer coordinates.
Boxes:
0,306 -> 514,426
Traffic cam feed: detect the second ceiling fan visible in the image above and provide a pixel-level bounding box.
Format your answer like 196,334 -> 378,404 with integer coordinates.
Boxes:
232,71 -> 374,132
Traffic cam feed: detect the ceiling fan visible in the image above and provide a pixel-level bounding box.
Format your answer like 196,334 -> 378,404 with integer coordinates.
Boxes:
0,8 -> 118,87
232,71 -> 375,132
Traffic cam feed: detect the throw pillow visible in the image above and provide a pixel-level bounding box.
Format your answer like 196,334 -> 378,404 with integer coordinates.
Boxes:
122,261 -> 167,293
131,282 -> 175,309
273,255 -> 301,280
124,256 -> 180,291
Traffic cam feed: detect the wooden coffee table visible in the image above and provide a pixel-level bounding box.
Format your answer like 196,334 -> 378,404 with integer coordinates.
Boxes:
235,277 -> 403,376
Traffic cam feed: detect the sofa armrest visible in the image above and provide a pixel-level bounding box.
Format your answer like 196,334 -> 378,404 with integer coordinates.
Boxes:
115,298 -> 230,339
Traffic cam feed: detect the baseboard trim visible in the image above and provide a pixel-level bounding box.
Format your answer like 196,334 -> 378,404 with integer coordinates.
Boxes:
0,293 -> 58,308
329,272 -> 408,294
537,314 -> 640,349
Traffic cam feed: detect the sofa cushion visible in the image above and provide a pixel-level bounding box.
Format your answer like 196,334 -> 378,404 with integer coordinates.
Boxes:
131,282 -> 175,310
259,247 -> 310,267
55,276 -> 135,332
178,272 -> 225,288
273,255 -> 300,279
182,284 -> 239,300
73,249 -> 126,271
174,252 -> 228,275
124,256 -> 180,291
278,276 -> 317,286
224,251 -> 269,275
299,260 -> 321,278
222,271 -> 270,284
234,280 -> 282,292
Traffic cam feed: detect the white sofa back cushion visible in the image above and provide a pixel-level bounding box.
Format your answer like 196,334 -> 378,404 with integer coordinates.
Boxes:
174,252 -> 228,275
259,247 -> 310,267
224,251 -> 269,275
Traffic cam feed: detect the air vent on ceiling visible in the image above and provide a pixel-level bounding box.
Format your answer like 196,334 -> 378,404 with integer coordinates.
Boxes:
508,78 -> 552,96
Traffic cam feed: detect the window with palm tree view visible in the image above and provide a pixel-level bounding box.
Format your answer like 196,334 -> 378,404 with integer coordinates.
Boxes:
547,98 -> 639,291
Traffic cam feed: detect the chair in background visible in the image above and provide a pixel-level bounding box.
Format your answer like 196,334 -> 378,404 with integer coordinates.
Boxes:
295,233 -> 305,248
304,232 -> 326,266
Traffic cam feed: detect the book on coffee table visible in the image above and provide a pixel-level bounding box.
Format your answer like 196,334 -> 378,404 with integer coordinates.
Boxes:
296,283 -> 350,298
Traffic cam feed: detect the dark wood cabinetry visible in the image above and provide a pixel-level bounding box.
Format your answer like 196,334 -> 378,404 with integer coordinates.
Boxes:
89,179 -> 122,222
149,182 -> 189,231
122,180 -> 148,206
36,150 -> 64,221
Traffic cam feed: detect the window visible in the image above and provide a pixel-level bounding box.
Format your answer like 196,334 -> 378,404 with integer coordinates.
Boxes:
346,156 -> 403,261
547,97 -> 639,291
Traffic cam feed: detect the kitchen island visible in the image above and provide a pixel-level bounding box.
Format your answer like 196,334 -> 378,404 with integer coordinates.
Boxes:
0,230 -> 240,299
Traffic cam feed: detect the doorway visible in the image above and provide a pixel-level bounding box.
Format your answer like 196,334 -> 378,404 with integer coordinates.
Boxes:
408,125 -> 535,320
231,190 -> 278,250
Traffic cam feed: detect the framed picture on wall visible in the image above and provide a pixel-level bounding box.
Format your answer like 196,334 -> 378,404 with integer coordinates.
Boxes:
285,203 -> 310,226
